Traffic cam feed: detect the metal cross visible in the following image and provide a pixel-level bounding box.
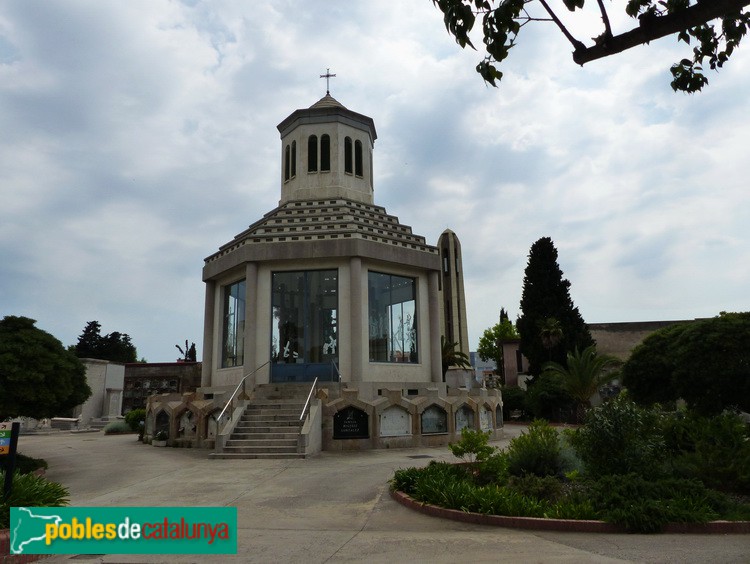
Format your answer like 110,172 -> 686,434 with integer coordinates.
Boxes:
320,68 -> 336,95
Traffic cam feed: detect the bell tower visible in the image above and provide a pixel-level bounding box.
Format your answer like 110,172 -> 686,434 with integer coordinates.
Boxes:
276,93 -> 377,205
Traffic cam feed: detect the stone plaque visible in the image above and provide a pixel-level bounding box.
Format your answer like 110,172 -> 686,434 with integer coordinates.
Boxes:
379,406 -> 411,437
334,406 -> 369,439
455,406 -> 474,432
421,405 -> 448,434
480,406 -> 492,432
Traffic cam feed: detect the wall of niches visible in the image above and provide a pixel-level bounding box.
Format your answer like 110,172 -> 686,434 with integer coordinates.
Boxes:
145,392 -> 224,448
323,387 -> 503,451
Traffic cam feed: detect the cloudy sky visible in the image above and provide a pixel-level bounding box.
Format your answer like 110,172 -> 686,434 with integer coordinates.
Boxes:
2,1 -> 748,363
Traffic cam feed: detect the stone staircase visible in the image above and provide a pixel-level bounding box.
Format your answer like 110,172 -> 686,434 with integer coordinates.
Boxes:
211,384 -> 313,460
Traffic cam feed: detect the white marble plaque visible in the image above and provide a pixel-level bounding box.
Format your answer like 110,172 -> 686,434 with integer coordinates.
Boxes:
455,406 -> 475,432
480,406 -> 492,431
379,406 -> 411,437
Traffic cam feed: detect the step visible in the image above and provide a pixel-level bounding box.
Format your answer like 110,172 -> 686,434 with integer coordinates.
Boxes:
210,452 -> 307,460
228,432 -> 300,440
242,412 -> 301,420
237,418 -> 302,427
223,445 -> 298,454
226,438 -> 298,448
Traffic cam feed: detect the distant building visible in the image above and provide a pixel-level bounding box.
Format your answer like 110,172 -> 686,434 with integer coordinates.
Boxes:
122,362 -> 201,413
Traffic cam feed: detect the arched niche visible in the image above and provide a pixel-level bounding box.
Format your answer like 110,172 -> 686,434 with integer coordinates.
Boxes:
333,405 -> 369,439
379,405 -> 411,437
421,404 -> 448,434
455,405 -> 475,433
177,409 -> 197,438
155,410 -> 170,437
495,404 -> 503,427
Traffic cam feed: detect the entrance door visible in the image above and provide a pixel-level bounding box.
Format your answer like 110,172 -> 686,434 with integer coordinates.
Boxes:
270,269 -> 338,383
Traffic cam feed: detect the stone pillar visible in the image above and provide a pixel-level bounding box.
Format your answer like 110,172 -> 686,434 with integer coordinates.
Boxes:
349,257 -> 363,383
243,262 -> 258,376
201,280 -> 216,387
428,271 -> 442,383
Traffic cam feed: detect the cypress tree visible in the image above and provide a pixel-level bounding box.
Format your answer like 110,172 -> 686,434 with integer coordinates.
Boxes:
517,237 -> 594,376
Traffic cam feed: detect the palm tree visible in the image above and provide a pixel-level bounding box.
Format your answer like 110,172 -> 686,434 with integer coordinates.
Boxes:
538,317 -> 563,361
441,336 -> 472,381
543,345 -> 622,422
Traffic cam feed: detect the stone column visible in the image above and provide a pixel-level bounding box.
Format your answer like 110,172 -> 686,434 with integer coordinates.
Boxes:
201,280 -> 216,387
349,257 -> 363,383
243,262 -> 258,377
428,271 -> 442,383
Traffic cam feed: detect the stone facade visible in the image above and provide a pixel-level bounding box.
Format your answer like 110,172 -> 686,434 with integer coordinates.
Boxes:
122,362 -> 202,413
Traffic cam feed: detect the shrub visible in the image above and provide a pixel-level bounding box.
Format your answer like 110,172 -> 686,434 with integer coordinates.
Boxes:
501,386 -> 527,420
103,420 -> 132,435
506,474 -> 563,502
568,395 -> 666,478
449,428 -> 495,463
14,453 -> 48,475
524,372 -> 574,422
124,408 -> 146,432
663,410 -> 750,493
0,470 -> 70,528
506,420 -> 565,478
587,474 -> 722,533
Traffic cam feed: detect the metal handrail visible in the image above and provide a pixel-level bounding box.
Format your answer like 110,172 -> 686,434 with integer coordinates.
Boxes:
299,377 -> 319,422
217,361 -> 270,423
331,360 -> 341,382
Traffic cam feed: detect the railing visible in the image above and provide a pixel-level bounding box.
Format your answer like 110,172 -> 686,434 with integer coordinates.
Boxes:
217,361 -> 270,424
299,377 -> 319,422
331,360 -> 341,382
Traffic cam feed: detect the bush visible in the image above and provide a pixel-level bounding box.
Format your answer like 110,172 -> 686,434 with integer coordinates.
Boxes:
103,420 -> 132,435
14,453 -> 48,475
587,474 -> 722,533
506,474 -> 563,502
524,372 -> 574,422
506,420 -> 565,478
0,470 -> 70,528
124,408 -> 146,432
449,428 -> 495,463
663,410 -> 750,493
568,395 -> 666,478
501,386 -> 527,420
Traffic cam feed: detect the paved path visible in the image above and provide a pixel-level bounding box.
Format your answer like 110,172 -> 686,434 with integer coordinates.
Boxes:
15,427 -> 750,563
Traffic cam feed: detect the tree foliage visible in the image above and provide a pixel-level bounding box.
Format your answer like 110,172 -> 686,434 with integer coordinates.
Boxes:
441,335 -> 473,379
432,0 -> 750,92
622,312 -> 750,415
0,316 -> 91,419
516,237 -> 594,377
477,308 -> 519,386
176,340 -> 197,362
543,345 -> 622,421
72,320 -> 138,363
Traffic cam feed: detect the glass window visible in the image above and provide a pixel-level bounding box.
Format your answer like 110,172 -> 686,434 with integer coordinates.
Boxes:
308,135 -> 318,172
355,140 -> 363,177
368,272 -> 418,363
271,270 -> 338,365
291,140 -> 296,178
320,134 -> 330,172
222,279 -> 245,368
344,137 -> 353,174
284,145 -> 290,181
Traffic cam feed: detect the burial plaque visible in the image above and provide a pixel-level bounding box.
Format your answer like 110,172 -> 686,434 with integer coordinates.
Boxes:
455,406 -> 475,432
421,405 -> 448,434
379,406 -> 411,437
334,406 -> 369,439
480,406 -> 493,432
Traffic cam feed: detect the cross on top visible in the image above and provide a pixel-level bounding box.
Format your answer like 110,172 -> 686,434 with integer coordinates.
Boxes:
320,68 -> 336,95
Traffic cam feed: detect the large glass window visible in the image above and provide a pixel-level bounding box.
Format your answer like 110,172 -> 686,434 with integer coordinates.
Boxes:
271,270 -> 338,366
368,272 -> 418,363
222,279 -> 246,368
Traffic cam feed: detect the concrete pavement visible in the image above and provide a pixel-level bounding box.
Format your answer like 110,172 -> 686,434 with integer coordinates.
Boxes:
14,427 -> 750,564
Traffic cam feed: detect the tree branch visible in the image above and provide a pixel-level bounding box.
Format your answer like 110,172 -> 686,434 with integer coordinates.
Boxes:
573,0 -> 750,65
596,0 -> 613,40
537,0 -> 586,51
